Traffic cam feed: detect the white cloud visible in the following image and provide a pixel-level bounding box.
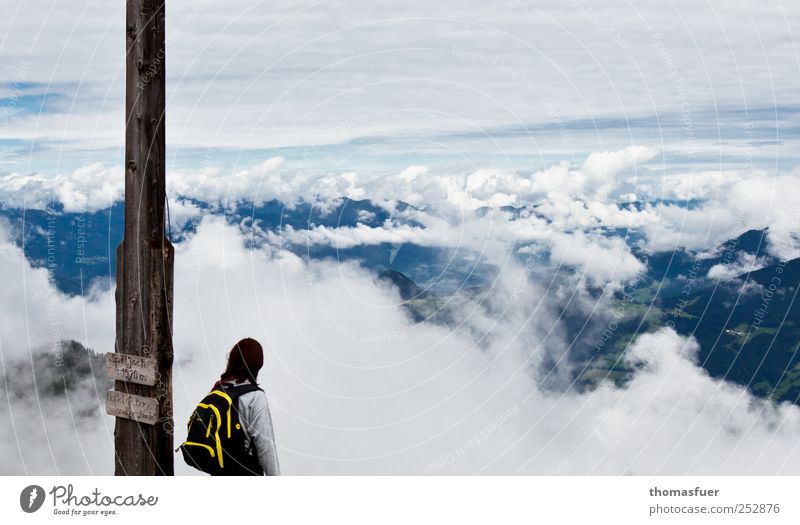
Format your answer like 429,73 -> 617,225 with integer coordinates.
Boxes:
168,158 -> 285,206
707,252 -> 769,281
165,218 -> 800,474
638,173 -> 800,259
549,231 -> 645,286
0,220 -> 115,360
5,145 -> 800,264
2,1 -> 799,160
3,216 -> 800,475
0,220 -> 115,474
725,173 -> 800,260
579,145 -> 660,197
637,170 -> 746,202
10,151 -> 800,295
167,197 -> 204,231
0,163 -> 123,212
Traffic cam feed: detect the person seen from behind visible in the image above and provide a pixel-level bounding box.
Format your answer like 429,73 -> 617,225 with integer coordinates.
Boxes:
212,337 -> 280,475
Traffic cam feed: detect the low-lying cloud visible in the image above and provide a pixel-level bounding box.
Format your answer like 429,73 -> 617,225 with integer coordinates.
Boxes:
2,214 -> 800,474
7,147 -> 799,270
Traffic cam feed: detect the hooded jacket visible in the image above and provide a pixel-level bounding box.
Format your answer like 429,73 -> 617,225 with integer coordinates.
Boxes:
218,378 -> 281,475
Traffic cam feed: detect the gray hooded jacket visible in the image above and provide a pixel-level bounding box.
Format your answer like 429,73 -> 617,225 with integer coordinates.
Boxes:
221,378 -> 281,475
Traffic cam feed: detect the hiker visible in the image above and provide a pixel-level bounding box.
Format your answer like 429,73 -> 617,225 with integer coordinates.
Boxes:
215,337 -> 280,475
179,337 -> 280,475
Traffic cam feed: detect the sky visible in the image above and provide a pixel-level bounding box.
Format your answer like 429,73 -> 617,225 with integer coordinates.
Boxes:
1,1 -> 800,475
1,0 -> 799,175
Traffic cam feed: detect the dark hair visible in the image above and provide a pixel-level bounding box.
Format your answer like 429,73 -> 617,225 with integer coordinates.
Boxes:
220,338 -> 264,385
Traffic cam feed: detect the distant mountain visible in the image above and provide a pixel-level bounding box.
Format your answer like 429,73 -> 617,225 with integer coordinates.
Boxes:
0,202 -> 124,295
0,197 -> 489,295
579,256 -> 800,404
4,340 -> 110,408
667,257 -> 800,401
379,269 -> 428,301
377,270 -> 455,324
634,228 -> 773,296
4,197 -> 771,298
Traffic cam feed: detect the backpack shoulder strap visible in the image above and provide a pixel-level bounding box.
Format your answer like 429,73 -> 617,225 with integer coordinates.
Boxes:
221,383 -> 263,403
220,383 -> 264,461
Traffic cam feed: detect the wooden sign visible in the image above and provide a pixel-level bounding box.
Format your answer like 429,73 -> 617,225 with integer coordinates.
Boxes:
105,352 -> 158,386
106,390 -> 158,425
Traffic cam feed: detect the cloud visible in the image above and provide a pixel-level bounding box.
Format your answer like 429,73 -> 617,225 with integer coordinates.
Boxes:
0,220 -> 115,474
0,344 -> 112,475
707,252 -> 769,281
166,217 -> 800,474
573,329 -> 800,475
0,219 -> 115,360
0,163 -> 123,212
168,158 -> 285,206
549,231 -> 645,286
638,172 -> 800,259
3,215 -> 800,475
578,145 -> 660,198
1,0 -> 798,177
725,173 -> 800,260
7,145 -> 799,285
5,143 -> 800,270
637,170 -> 746,201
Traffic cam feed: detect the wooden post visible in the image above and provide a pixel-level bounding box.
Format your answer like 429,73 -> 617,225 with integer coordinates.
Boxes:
114,0 -> 174,476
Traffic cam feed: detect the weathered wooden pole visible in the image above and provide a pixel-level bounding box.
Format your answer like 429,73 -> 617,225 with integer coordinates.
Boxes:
113,0 -> 174,476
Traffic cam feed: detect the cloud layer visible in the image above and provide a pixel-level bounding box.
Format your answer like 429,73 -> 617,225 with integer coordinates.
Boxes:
2,214 -> 800,474
5,146 -> 800,290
